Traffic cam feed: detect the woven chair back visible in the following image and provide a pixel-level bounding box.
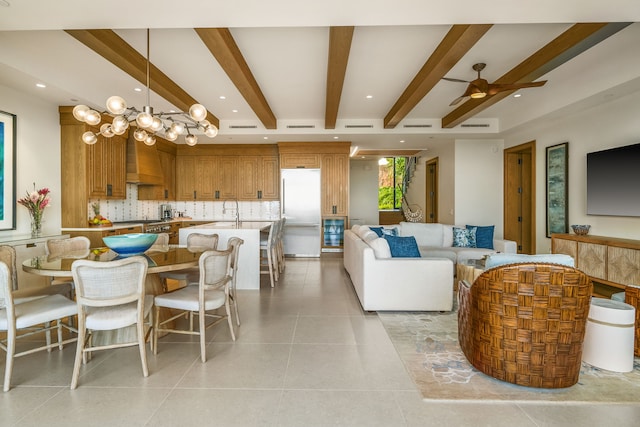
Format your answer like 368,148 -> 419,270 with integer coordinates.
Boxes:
458,262 -> 592,388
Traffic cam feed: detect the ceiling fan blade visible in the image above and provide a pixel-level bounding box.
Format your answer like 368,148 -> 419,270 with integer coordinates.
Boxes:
449,95 -> 468,106
487,80 -> 547,95
442,77 -> 470,83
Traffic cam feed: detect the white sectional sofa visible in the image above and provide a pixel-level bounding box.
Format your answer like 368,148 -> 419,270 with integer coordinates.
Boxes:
343,222 -> 517,312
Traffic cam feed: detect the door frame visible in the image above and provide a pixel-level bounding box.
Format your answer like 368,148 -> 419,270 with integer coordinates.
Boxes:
424,157 -> 439,223
503,141 -> 536,253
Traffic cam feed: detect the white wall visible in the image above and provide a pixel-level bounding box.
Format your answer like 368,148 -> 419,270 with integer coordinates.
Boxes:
349,159 -> 379,225
0,85 -> 61,239
504,91 -> 640,252
454,139 -> 504,237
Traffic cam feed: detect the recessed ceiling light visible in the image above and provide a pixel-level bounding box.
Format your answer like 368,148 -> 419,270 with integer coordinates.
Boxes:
219,96 -> 226,100
36,83 -> 46,88
232,109 -> 238,113
134,87 -> 142,92
366,95 -> 373,99
513,93 -> 522,98
263,136 -> 268,140
400,140 -> 405,143
333,136 -> 339,139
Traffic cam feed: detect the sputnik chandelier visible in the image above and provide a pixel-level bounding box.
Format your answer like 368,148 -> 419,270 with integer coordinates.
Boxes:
72,29 -> 217,147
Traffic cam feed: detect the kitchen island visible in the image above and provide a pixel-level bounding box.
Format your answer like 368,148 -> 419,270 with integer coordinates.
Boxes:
179,221 -> 272,290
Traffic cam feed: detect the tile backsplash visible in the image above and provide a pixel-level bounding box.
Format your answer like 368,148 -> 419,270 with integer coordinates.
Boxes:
90,184 -> 281,222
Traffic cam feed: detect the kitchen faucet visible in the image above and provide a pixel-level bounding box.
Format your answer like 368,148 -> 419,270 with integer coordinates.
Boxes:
223,199 -> 240,227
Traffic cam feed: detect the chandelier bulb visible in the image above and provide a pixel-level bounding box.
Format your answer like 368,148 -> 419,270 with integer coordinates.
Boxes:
165,129 -> 178,141
170,122 -> 185,134
189,104 -> 207,122
100,123 -> 114,138
144,135 -> 156,146
106,96 -> 127,115
134,128 -> 148,142
84,109 -> 102,126
136,111 -> 153,128
82,131 -> 98,145
150,117 -> 163,132
72,104 -> 89,122
185,134 -> 198,146
112,115 -> 129,133
204,124 -> 219,138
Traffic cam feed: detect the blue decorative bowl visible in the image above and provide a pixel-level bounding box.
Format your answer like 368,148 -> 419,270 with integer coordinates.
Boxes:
102,233 -> 158,256
571,224 -> 591,235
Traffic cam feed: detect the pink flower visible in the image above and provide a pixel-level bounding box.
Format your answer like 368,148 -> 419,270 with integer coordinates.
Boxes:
17,183 -> 51,222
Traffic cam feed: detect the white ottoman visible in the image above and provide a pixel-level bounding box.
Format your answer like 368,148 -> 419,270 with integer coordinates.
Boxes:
582,297 -> 636,372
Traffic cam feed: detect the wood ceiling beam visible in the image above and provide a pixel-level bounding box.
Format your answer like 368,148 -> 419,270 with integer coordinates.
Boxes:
442,22 -> 633,129
65,29 -> 219,127
325,26 -> 354,129
384,24 -> 492,129
195,28 -> 277,130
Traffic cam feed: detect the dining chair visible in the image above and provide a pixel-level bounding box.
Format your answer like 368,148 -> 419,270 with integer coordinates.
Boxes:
159,233 -> 218,291
225,237 -> 244,328
276,217 -> 286,274
0,261 -> 78,392
147,233 -> 170,252
70,256 -> 152,389
45,236 -> 91,298
260,221 -> 278,287
153,248 -> 233,362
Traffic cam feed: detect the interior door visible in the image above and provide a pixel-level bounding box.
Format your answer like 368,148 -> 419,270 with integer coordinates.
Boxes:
424,158 -> 438,223
504,142 -> 535,254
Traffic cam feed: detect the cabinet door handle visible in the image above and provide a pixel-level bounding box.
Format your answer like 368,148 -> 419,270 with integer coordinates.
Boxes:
332,205 -> 337,214
215,190 -> 220,199
164,189 -> 169,199
257,190 -> 262,199
107,184 -> 113,197
193,191 -> 197,199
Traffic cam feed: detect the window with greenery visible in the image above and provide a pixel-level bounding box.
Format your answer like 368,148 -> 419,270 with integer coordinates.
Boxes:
378,157 -> 406,210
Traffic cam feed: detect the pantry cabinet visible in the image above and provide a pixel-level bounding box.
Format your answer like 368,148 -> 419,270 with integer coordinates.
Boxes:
321,153 -> 349,217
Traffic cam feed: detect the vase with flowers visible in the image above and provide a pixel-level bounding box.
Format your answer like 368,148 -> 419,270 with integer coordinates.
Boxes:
17,183 -> 50,238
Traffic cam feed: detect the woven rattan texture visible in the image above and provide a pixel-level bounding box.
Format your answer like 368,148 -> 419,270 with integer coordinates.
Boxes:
624,286 -> 640,357
458,263 -> 593,388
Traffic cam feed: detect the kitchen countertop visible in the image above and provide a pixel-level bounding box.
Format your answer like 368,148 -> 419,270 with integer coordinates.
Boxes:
62,219 -> 274,232
184,221 -> 272,230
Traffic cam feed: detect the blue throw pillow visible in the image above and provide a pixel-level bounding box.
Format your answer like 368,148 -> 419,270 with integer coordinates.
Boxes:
369,227 -> 384,237
369,227 -> 399,237
467,224 -> 494,249
383,235 -> 421,257
453,226 -> 476,248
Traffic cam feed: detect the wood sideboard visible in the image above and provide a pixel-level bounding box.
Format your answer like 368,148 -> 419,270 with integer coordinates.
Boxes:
551,233 -> 640,356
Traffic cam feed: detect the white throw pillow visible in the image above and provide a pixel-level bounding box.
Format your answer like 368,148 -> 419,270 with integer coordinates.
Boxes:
400,222 -> 444,247
356,226 -> 372,240
368,237 -> 391,259
351,224 -> 361,234
361,230 -> 379,244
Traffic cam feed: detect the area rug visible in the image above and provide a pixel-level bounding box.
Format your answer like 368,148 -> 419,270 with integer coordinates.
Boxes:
378,308 -> 640,403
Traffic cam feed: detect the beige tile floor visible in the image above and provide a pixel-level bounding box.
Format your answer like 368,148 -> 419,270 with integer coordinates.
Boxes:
1,257 -> 640,426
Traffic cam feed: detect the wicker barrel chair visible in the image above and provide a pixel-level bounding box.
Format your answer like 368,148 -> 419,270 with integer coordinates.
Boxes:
458,262 -> 593,388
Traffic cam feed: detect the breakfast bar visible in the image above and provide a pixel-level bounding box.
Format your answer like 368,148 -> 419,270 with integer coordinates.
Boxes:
179,221 -> 272,290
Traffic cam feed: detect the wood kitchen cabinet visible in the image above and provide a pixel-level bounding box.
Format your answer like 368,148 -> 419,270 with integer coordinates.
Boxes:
59,106 -> 127,228
321,153 -> 349,216
238,155 -> 279,200
138,139 -> 176,200
68,225 -> 143,249
176,156 -> 235,200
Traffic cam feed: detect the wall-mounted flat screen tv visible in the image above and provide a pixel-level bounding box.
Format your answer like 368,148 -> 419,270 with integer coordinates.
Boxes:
587,142 -> 640,217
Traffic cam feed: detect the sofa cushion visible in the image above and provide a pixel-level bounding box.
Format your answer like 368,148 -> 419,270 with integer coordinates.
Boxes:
368,237 -> 392,259
466,224 -> 494,249
400,222 -> 444,247
453,226 -> 476,248
419,247 -> 457,263
485,253 -> 575,269
360,230 -> 379,244
356,225 -> 373,240
383,235 -> 421,257
442,225 -> 454,247
351,224 -> 362,234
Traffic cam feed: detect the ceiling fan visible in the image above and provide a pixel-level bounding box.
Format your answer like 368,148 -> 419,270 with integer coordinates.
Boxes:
443,63 -> 547,106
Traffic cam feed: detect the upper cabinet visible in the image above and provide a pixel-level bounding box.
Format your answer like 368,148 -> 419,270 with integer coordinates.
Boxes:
175,144 -> 279,201
59,106 -> 127,228
321,153 -> 349,216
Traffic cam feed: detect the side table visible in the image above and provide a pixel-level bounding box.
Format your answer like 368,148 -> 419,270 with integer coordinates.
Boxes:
623,286 -> 640,357
456,259 -> 485,290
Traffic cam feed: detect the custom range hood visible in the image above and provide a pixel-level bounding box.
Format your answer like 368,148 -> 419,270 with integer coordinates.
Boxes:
126,135 -> 164,185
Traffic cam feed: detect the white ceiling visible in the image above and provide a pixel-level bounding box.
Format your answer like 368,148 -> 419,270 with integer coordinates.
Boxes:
1,1 -> 640,155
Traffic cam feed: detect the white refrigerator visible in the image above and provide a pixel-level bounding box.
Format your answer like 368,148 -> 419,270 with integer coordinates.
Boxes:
281,169 -> 321,257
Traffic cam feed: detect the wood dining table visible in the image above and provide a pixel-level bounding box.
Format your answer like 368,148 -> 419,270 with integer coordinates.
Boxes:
22,245 -> 205,345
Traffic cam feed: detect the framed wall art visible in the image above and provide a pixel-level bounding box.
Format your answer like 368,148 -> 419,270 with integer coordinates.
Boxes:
546,142 -> 568,237
0,110 -> 16,231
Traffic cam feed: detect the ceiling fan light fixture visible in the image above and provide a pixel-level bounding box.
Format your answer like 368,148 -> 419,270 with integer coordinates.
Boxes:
470,92 -> 487,99
72,29 -> 217,146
